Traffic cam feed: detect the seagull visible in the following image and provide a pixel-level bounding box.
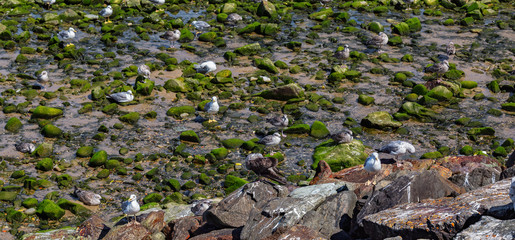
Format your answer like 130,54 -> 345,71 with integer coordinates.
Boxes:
425,60 -> 449,81
161,30 -> 181,48
446,42 -> 456,56
149,0 -> 165,11
194,61 -> 217,75
37,71 -> 49,83
138,64 -> 151,79
191,20 -> 210,38
245,153 -> 287,184
377,140 -> 415,161
510,178 -> 515,210
257,132 -> 282,150
267,114 -> 288,137
42,0 -> 56,9
99,5 -> 113,23
15,142 -> 36,154
74,187 -> 102,206
334,44 -> 350,60
405,0 -> 414,10
364,152 -> 381,185
58,28 -> 77,47
331,128 -> 353,144
122,194 -> 140,223
366,32 -> 388,52
106,90 -> 134,103
204,96 -> 219,123
191,199 -> 212,216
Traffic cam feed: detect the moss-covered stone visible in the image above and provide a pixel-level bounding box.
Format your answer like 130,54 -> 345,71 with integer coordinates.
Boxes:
135,79 -> 154,96
198,173 -> 211,185
310,121 -> 330,138
259,83 -> 304,101
459,145 -> 474,155
96,169 -> 110,178
6,209 -> 25,223
460,80 -> 477,89
0,191 -> 18,201
309,8 -> 333,21
224,175 -> 248,194
420,151 -> 443,159
254,58 -> 279,74
180,130 -> 200,143
89,150 -> 107,167
76,146 -> 94,158
41,124 -> 62,138
36,199 -> 65,220
34,142 -> 53,157
56,198 -> 91,217
392,22 -> 410,35
32,106 -> 63,119
143,193 -> 163,204
11,170 -> 25,179
166,106 -> 195,118
181,180 -> 196,190
501,103 -> 515,112
492,146 -> 507,157
36,158 -> 53,171
119,112 -> 140,124
399,102 -> 437,122
256,0 -> 277,19
312,139 -> 367,172
427,86 -> 453,101
211,147 -> 228,160
235,43 -> 261,56
361,111 -> 402,130
284,124 -> 310,134
22,198 -> 38,208
221,138 -> 244,149
5,117 -> 22,132
358,94 -> 375,105
467,127 -> 495,136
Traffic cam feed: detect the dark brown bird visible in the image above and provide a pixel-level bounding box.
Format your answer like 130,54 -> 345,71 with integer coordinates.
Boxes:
245,153 -> 287,184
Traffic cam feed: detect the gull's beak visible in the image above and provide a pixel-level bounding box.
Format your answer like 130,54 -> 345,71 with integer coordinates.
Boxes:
73,29 -> 77,32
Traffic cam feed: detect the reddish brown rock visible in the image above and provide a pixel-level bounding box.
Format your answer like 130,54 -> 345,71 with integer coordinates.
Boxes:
139,210 -> 166,234
77,215 -> 110,239
309,160 -> 334,185
189,228 -> 242,240
437,155 -> 501,174
262,225 -> 327,240
164,216 -> 202,240
103,222 -> 151,240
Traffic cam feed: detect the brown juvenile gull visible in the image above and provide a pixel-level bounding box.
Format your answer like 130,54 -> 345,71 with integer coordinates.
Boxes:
334,44 -> 350,60
245,153 -> 287,184
331,128 -> 353,144
364,152 -> 381,185
425,60 -> 449,80
15,142 -> 36,154
161,30 -> 181,48
138,64 -> 151,79
122,194 -> 140,223
377,140 -> 415,161
106,90 -> 134,103
191,199 -> 212,216
267,114 -> 288,137
366,32 -> 388,52
74,186 -> 102,206
446,42 -> 456,56
204,96 -> 219,122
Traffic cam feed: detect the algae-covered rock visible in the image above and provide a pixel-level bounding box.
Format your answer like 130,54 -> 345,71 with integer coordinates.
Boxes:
0,191 -> 18,201
36,158 -> 53,171
32,106 -> 63,119
34,142 -> 53,157
459,145 -> 474,155
76,146 -> 94,157
368,21 -> 383,33
257,23 -> 279,36
427,85 -> 453,101
399,102 -> 437,122
309,8 -> 333,21
135,79 -> 154,96
310,121 -> 330,139
467,127 -> 495,136
89,150 -> 107,167
221,2 -> 236,13
358,94 -> 375,105
211,147 -> 228,160
224,175 -> 248,194
119,112 -> 140,124
5,117 -> 22,132
41,124 -> 62,138
235,43 -> 261,56
284,124 -> 310,134
22,198 -> 38,208
255,58 -> 279,74
501,103 -> 515,112
56,198 -> 91,217
166,106 -> 195,118
392,22 -> 410,35
143,193 -> 163,204
460,81 -> 477,89
256,0 -> 277,19
180,130 -> 200,143
259,83 -> 304,101
164,78 -> 189,92
36,199 -> 65,220
361,111 -> 402,130
420,151 -> 443,159
312,139 -> 367,172
405,17 -> 421,32
221,138 -> 245,149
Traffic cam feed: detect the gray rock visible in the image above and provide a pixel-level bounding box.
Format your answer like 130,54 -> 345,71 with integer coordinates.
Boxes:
501,165 -> 515,180
103,221 -> 151,240
357,170 -> 464,225
240,182 -> 346,240
506,150 -> 515,168
162,202 -> 194,223
77,215 -> 110,240
449,167 -> 501,191
455,216 -> 515,240
361,178 -> 513,240
205,181 -> 289,228
298,190 -> 357,237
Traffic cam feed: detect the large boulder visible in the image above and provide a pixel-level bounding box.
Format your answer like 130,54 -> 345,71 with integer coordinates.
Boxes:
256,0 -> 277,19
103,222 -> 151,240
312,139 -> 367,172
205,181 -> 289,228
361,111 -> 402,130
455,216 -> 515,239
77,215 -> 111,239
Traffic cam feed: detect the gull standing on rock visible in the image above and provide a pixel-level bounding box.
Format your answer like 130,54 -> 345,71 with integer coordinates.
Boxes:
364,152 -> 382,185
334,44 -> 350,60
331,128 -> 353,144
58,27 -> 77,47
191,20 -> 210,38
37,71 -> 49,83
138,64 -> 151,79
99,5 -> 113,23
194,61 -> 217,75
106,90 -> 134,103
204,96 -> 219,123
15,142 -> 36,154
425,60 -> 449,81
74,187 -> 102,206
42,0 -> 56,9
162,30 -> 181,48
378,140 -> 415,161
366,32 -> 388,52
191,199 -> 212,216
245,153 -> 287,184
149,0 -> 165,11
122,194 -> 140,223
446,42 -> 456,56
267,114 -> 288,137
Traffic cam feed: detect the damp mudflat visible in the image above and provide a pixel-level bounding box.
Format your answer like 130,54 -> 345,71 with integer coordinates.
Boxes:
0,1 -> 514,235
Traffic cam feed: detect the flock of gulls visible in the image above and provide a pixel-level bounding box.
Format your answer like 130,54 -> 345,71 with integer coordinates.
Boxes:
14,0 -> 466,224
